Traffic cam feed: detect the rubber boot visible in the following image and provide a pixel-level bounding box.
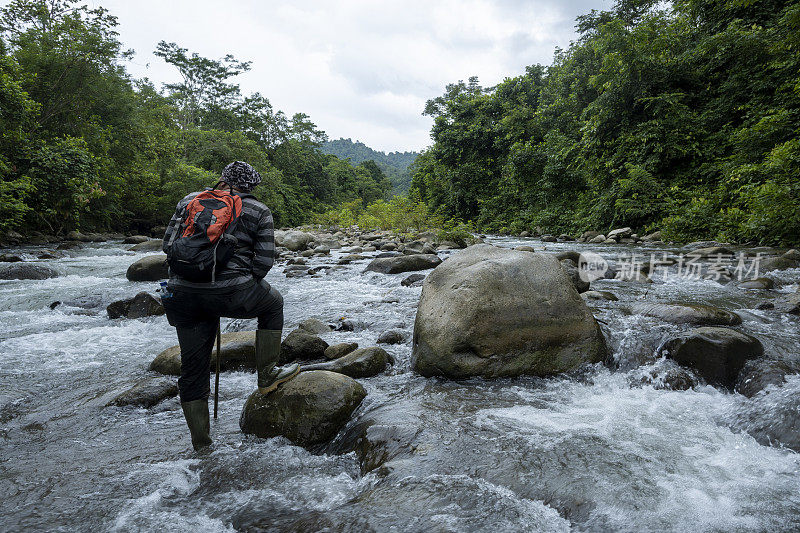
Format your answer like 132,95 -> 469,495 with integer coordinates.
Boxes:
181,399 -> 212,451
256,329 -> 300,394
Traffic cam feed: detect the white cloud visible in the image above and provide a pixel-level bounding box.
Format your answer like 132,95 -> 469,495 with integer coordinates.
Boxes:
80,0 -> 611,152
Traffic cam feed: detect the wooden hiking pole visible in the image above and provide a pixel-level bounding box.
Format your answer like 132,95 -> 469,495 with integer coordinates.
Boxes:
214,319 -> 221,419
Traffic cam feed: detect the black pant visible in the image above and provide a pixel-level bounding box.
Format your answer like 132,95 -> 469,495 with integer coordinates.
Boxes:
163,279 -> 284,402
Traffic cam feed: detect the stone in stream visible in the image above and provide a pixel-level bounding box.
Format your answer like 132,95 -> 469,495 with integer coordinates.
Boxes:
150,331 -> 256,375
364,254 -> 442,275
0,263 -> 59,280
402,241 -> 436,255
0,254 -> 23,262
736,358 -> 800,398
783,249 -> 800,261
123,235 -> 150,244
239,370 -> 366,448
377,329 -> 407,345
738,278 -> 774,290
281,329 -> 329,363
412,244 -> 607,379
298,318 -> 332,335
324,342 -> 359,360
607,227 -> 632,240
401,273 -> 426,287
687,246 -> 734,258
589,234 -> 607,244
658,327 -> 764,388
107,377 -> 178,408
275,230 -> 314,251
514,245 -> 536,252
128,240 -> 163,252
301,346 -> 392,378
581,290 -> 618,301
559,259 -> 590,294
126,254 -> 168,282
631,302 -> 742,326
772,290 -> 800,314
107,292 -> 165,319
758,256 -> 799,272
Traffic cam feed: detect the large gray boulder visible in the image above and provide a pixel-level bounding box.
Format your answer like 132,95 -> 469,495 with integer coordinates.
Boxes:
126,255 -> 168,281
107,377 -> 178,408
632,302 -> 741,326
275,230 -> 314,251
412,245 -> 607,379
150,331 -> 256,375
281,329 -> 328,363
107,292 -> 164,319
658,327 -> 764,388
239,370 -> 366,447
0,263 -> 59,280
364,254 -> 442,274
301,346 -> 391,378
128,240 -> 163,252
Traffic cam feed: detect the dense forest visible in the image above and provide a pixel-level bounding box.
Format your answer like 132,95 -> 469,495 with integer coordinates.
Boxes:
0,0 -> 390,236
321,138 -> 419,194
410,0 -> 800,245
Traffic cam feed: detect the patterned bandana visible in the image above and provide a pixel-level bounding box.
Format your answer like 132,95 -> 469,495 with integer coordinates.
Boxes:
220,161 -> 262,192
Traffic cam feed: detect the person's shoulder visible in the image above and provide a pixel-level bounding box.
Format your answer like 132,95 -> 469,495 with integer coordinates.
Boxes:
240,195 -> 269,214
179,191 -> 203,205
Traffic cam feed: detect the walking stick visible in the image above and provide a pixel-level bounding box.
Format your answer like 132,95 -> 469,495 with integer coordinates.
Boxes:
214,318 -> 221,419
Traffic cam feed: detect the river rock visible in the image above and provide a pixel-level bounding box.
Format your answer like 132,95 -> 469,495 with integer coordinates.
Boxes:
281,329 -> 328,363
589,234 -> 607,244
759,256 -> 799,272
658,327 -> 764,388
402,241 -> 436,255
239,370 -> 366,447
736,358 -> 800,398
581,290 -> 618,301
738,278 -> 774,290
578,231 -> 602,242
324,342 -> 359,360
784,249 -> 800,261
364,254 -> 442,275
642,231 -> 662,241
412,245 -> 607,379
298,318 -> 332,335
0,263 -> 59,280
773,290 -> 800,314
107,292 -> 165,319
126,255 -> 168,282
632,302 -> 742,325
377,329 -> 406,345
401,273 -> 426,287
541,235 -> 557,242
559,259 -> 590,293
128,240 -> 163,252
688,246 -> 734,258
275,230 -> 314,251
107,377 -> 178,408
301,347 -> 391,378
123,235 -> 150,244
150,331 -> 256,375
0,254 -> 23,262
607,227 -> 632,240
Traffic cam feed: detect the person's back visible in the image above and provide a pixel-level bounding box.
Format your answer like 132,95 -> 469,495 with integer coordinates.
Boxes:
161,161 -> 299,451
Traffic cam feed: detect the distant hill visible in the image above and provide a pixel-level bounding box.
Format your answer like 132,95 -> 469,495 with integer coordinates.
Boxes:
321,138 -> 419,194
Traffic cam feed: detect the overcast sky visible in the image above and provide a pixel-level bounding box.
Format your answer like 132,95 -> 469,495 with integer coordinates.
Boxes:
82,0 -> 610,153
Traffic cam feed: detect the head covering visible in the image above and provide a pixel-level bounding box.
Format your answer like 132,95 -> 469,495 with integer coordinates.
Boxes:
220,161 -> 261,192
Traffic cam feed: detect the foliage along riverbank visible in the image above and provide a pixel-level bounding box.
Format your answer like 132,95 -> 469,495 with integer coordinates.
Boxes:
409,0 -> 800,246
0,0 -> 391,240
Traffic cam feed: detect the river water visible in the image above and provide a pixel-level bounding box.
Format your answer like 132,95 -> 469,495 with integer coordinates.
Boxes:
1,237 -> 799,532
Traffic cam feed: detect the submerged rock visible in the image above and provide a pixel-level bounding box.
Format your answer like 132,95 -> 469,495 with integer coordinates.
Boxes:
738,278 -> 774,290
773,290 -> 800,314
150,331 -> 256,375
632,302 -> 742,326
107,377 -> 178,408
0,254 -> 23,262
658,327 -> 764,388
364,254 -> 442,275
239,370 -> 366,447
126,255 -> 168,282
0,263 -> 59,280
377,329 -> 407,345
107,292 -> 164,319
401,273 -> 426,287
581,290 -> 618,301
736,359 -> 800,398
301,346 -> 391,378
412,244 -> 607,379
281,329 -> 328,363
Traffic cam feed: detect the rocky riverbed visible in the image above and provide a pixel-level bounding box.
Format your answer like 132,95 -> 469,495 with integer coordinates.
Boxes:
1,230 -> 799,531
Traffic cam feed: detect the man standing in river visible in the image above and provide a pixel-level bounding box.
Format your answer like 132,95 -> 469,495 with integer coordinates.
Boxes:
161,161 -> 300,451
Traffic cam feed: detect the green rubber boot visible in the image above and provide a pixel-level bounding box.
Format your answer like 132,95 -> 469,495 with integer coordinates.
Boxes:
256,329 -> 300,394
181,399 -> 212,451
